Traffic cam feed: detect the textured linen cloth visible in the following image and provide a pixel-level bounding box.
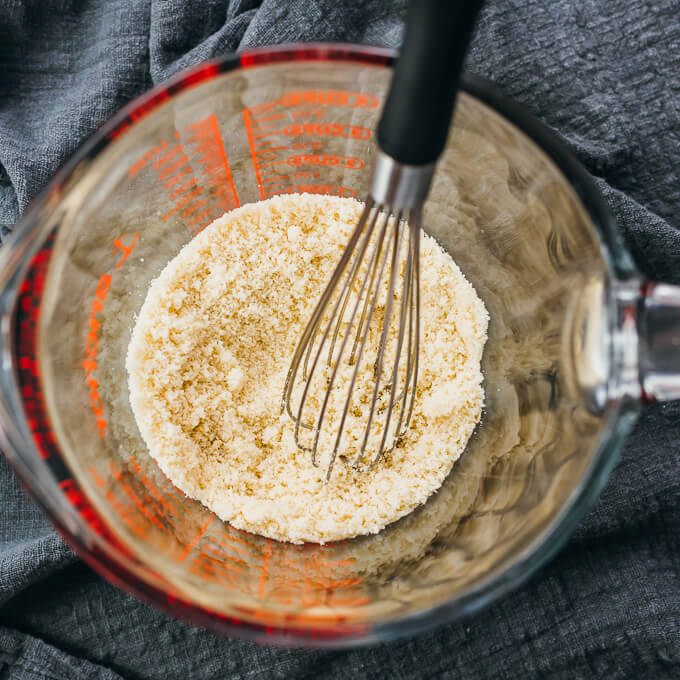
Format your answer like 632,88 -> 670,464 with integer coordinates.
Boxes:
0,1 -> 679,678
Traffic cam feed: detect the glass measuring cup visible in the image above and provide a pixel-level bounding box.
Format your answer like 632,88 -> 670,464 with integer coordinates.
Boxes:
1,44 -> 679,646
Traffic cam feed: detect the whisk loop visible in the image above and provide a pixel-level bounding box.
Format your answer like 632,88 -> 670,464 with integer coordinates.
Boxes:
281,198 -> 421,480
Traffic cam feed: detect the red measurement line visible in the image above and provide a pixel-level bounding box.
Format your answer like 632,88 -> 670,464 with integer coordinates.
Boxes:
258,160 -> 287,167
253,146 -> 288,155
137,475 -> 180,515
177,515 -> 214,563
108,463 -> 162,529
89,467 -> 147,538
188,566 -> 239,587
248,101 -> 278,115
261,175 -> 289,184
243,108 -> 265,200
184,119 -> 211,133
90,466 -> 106,488
251,113 -> 286,123
201,544 -> 249,566
194,552 -> 244,573
210,198 -> 239,211
257,539 -> 272,597
208,114 -> 240,208
250,122 -> 282,132
253,130 -> 282,139
220,530 -> 256,549
215,539 -> 250,556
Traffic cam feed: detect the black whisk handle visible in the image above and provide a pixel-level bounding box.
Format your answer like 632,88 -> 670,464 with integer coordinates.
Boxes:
377,0 -> 485,166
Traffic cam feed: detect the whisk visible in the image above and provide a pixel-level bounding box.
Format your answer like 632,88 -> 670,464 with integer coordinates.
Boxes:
282,0 -> 484,479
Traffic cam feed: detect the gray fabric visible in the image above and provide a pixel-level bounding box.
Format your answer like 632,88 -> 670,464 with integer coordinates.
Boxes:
0,0 -> 679,677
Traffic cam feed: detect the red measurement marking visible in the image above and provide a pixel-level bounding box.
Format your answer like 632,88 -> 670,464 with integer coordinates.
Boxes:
251,113 -> 286,123
90,467 -> 147,538
214,539 -> 250,557
108,461 -> 166,531
176,515 -> 214,563
192,552 -> 243,573
162,186 -> 203,221
157,154 -> 190,181
128,141 -> 170,177
152,143 -> 184,170
207,113 -> 239,208
279,90 -> 379,109
252,122 -> 371,140
247,100 -> 278,115
220,531 -> 259,552
83,231 -> 139,438
113,232 -> 139,269
287,185 -> 356,198
282,122 -> 371,140
291,108 -> 326,120
200,544 -> 249,568
243,108 -> 266,200
188,560 -> 240,588
254,146 -> 289,157
83,274 -> 111,439
169,178 -> 199,200
244,91 -> 373,200
128,114 -> 240,228
127,456 -> 182,516
287,154 -> 363,169
257,539 -> 272,597
279,546 -> 367,609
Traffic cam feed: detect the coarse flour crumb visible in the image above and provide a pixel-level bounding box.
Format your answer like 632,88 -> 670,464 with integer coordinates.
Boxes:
126,194 -> 488,543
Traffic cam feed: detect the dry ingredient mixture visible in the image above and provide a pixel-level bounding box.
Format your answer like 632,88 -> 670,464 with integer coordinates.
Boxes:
126,194 -> 488,544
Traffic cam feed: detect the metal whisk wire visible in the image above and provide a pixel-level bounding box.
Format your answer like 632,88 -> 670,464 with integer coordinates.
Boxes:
281,200 -> 421,480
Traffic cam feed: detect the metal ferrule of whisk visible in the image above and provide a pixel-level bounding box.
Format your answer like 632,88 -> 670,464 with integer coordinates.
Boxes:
282,0 -> 485,480
370,150 -> 435,210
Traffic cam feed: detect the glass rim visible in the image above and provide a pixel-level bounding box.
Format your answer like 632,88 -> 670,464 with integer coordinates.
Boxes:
0,42 -> 638,647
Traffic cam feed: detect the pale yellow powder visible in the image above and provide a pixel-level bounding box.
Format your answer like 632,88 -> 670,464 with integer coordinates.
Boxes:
126,194 -> 488,544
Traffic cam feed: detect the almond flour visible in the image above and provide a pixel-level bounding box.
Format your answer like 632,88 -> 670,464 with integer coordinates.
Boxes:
126,194 -> 488,544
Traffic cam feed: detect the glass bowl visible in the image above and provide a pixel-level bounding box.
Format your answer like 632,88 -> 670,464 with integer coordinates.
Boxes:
1,44 -> 678,647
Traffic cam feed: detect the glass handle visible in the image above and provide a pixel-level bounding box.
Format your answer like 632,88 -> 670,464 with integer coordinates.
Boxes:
566,277 -> 680,410
638,282 -> 680,401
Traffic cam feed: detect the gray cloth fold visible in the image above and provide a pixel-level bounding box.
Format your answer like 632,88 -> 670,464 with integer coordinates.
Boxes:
0,1 -> 678,678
